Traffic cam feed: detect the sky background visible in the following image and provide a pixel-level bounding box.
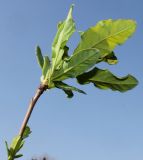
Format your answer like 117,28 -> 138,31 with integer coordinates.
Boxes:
0,0 -> 143,160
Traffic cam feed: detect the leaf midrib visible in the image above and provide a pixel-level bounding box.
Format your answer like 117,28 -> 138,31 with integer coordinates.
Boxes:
53,48 -> 99,80
75,23 -> 134,54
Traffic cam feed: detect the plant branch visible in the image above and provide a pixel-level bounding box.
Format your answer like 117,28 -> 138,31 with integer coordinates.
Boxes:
19,84 -> 48,137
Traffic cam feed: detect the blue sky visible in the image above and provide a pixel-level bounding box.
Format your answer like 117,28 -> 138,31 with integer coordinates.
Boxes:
0,0 -> 143,160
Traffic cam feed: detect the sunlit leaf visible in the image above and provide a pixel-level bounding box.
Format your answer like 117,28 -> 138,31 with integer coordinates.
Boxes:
42,56 -> 50,77
74,19 -> 136,57
52,48 -> 101,81
51,4 -> 76,72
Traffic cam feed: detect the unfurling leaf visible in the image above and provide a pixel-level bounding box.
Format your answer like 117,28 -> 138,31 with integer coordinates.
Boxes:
22,126 -> 32,139
51,4 -> 76,72
5,126 -> 32,160
55,81 -> 86,98
52,48 -> 101,81
77,67 -> 138,92
74,19 -> 136,57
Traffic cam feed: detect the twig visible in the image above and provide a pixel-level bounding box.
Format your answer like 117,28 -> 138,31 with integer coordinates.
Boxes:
19,84 -> 48,137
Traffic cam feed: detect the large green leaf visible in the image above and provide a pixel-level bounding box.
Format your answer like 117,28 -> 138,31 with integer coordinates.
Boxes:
74,19 -> 136,57
51,5 -> 75,72
55,81 -> 86,98
77,67 -> 138,92
52,48 -> 101,81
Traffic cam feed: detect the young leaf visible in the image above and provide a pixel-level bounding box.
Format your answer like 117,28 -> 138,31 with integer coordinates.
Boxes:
5,141 -> 10,155
14,154 -> 23,159
55,81 -> 86,98
42,56 -> 51,77
74,19 -> 136,57
51,4 -> 76,72
55,46 -> 70,71
36,46 -> 44,69
52,48 -> 101,81
22,126 -> 32,139
5,126 -> 32,160
77,67 -> 138,92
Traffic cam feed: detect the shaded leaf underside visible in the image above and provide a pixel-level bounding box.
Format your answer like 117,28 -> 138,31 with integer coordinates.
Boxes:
55,81 -> 86,98
77,67 -> 138,92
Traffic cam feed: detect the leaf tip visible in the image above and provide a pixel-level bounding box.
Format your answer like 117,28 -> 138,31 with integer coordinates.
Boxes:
68,4 -> 75,17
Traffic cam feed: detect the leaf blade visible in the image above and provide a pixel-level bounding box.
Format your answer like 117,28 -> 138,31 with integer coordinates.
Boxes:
77,67 -> 138,92
52,48 -> 101,81
42,56 -> 51,77
36,46 -> 44,69
74,19 -> 136,57
51,5 -> 76,71
55,81 -> 86,98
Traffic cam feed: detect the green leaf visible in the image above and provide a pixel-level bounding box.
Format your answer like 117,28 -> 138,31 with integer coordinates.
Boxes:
14,154 -> 23,159
55,81 -> 86,98
55,46 -> 70,71
42,56 -> 51,77
10,136 -> 22,154
74,19 -> 136,57
22,126 -> 32,139
6,126 -> 32,160
61,88 -> 74,98
5,141 -> 10,155
51,4 -> 76,72
36,46 -> 44,69
64,89 -> 74,98
52,48 -> 101,81
77,67 -> 138,92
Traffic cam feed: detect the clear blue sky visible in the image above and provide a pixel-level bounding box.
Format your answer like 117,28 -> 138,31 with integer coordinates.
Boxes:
0,0 -> 142,160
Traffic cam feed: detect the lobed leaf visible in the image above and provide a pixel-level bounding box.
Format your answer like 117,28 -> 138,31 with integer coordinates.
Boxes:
74,19 -> 136,58
77,67 -> 138,92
